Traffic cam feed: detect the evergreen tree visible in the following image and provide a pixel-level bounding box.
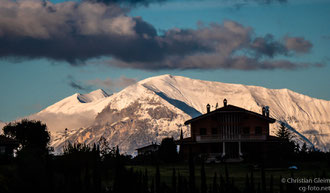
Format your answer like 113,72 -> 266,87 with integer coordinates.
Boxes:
212,172 -> 218,193
244,174 -> 249,193
201,161 -> 207,193
279,175 -> 284,193
188,148 -> 196,193
224,163 -> 229,184
269,175 -> 274,193
172,168 -> 177,193
143,169 -> 149,193
250,169 -> 255,193
275,123 -> 296,162
275,123 -> 293,142
158,137 -> 178,163
261,167 -> 266,193
178,172 -> 183,193
155,163 -> 161,193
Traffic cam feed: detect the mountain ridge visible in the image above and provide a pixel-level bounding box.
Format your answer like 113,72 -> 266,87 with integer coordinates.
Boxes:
24,74 -> 330,154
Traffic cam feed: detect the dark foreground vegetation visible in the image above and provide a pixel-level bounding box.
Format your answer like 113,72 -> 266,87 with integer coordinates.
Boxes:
0,120 -> 330,193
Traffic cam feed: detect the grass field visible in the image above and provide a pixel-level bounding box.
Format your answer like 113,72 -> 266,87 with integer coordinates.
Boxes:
128,161 -> 330,191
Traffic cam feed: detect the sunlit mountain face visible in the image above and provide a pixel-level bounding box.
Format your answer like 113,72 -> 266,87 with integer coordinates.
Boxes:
23,75 -> 330,155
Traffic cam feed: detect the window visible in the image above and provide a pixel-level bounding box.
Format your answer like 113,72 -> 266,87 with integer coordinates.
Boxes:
255,127 -> 262,135
211,128 -> 218,135
242,127 -> 250,135
200,128 -> 207,135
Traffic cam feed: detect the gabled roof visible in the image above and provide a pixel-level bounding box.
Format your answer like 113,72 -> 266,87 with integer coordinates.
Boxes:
136,143 -> 160,151
174,137 -> 197,145
184,104 -> 276,125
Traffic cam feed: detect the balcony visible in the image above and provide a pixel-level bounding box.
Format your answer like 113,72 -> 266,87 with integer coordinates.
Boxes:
195,134 -> 266,142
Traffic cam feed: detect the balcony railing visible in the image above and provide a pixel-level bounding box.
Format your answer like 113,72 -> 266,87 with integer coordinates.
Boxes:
195,134 -> 266,142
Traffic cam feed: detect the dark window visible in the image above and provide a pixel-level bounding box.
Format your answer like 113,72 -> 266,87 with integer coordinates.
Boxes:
200,128 -> 207,135
242,127 -> 250,135
211,128 -> 218,135
255,127 -> 262,135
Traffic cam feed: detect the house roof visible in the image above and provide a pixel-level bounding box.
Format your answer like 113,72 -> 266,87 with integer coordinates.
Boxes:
136,143 -> 160,151
174,137 -> 197,145
184,104 -> 276,125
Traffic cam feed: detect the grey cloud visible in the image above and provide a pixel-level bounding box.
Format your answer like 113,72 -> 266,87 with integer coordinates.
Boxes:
86,0 -> 287,7
250,34 -> 288,58
0,0 -> 320,70
87,76 -> 137,92
251,0 -> 287,4
85,0 -> 165,6
67,75 -> 92,91
285,36 -> 313,53
113,54 -> 322,70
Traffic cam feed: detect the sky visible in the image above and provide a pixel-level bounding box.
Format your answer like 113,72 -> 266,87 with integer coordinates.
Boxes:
0,0 -> 329,122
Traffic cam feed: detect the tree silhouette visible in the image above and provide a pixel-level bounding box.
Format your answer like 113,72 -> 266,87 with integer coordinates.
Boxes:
3,119 -> 50,152
275,123 -> 296,162
158,137 -> 178,163
275,123 -> 293,142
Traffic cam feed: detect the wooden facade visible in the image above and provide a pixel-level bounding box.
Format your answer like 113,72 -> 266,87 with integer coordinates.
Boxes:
177,100 -> 279,162
136,143 -> 160,156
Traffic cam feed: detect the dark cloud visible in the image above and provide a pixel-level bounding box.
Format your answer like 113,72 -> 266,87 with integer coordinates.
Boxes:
67,75 -> 92,91
67,75 -> 137,92
322,35 -> 330,40
250,34 -> 288,58
85,0 -> 165,6
86,0 -> 287,7
253,0 -> 287,4
87,76 -> 137,92
0,0 -> 320,71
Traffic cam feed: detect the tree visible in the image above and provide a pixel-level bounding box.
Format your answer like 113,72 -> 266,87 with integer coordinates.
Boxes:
275,123 -> 293,142
3,119 -> 50,152
200,161 -> 207,193
3,120 -> 51,192
158,137 -> 178,163
275,123 -> 296,162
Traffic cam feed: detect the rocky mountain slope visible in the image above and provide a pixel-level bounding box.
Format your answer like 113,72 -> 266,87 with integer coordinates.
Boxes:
0,121 -> 5,131
28,75 -> 330,154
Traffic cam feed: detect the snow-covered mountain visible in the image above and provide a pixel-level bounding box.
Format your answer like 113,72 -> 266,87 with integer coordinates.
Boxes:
28,75 -> 330,154
0,120 -> 5,132
28,89 -> 111,133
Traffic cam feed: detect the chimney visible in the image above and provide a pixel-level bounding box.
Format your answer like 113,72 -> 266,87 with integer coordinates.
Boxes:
206,104 -> 210,113
262,107 -> 266,116
223,99 -> 227,107
265,106 -> 269,117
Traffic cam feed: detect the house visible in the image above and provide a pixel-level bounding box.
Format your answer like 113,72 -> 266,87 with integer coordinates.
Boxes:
177,99 -> 280,162
0,135 -> 19,162
136,143 -> 160,156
